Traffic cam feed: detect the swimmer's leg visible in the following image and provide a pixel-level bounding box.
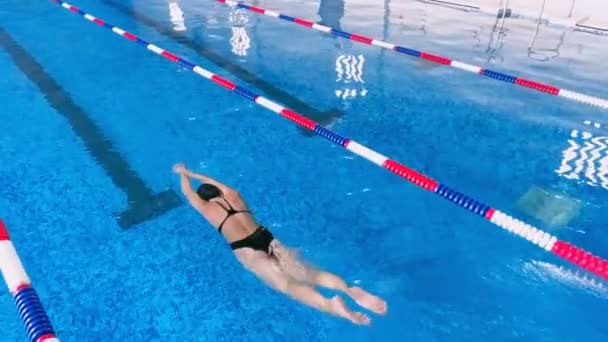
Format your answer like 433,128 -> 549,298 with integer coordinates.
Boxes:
310,269 -> 387,315
271,240 -> 387,315
234,248 -> 370,325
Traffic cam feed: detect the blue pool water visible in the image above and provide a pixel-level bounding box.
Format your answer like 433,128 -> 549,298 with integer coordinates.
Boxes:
1,0 -> 608,340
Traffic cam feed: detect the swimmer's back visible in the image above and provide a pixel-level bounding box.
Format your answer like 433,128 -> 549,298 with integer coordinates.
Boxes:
203,190 -> 260,243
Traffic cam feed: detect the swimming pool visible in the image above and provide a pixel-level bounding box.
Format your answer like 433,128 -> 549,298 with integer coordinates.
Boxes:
1,0 -> 607,340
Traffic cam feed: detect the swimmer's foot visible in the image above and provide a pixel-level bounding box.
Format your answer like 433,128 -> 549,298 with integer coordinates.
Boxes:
328,295 -> 370,326
347,286 -> 388,315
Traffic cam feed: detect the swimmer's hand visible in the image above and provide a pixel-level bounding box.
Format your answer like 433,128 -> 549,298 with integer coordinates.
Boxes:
173,163 -> 188,175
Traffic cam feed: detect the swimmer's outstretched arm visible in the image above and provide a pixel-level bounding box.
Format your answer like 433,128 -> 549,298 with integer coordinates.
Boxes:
172,162 -> 234,194
183,168 -> 234,193
173,163 -> 211,214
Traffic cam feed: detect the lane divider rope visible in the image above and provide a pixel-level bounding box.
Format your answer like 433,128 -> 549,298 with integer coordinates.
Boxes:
215,0 -> 608,111
0,219 -> 59,342
51,0 -> 608,281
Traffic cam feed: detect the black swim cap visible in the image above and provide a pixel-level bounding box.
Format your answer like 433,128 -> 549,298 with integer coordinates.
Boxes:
196,184 -> 222,201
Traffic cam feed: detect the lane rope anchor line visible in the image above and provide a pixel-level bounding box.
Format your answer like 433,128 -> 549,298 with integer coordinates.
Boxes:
51,0 -> 608,281
215,0 -> 608,111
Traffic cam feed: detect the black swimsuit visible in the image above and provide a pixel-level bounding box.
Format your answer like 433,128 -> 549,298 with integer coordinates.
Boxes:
215,198 -> 274,255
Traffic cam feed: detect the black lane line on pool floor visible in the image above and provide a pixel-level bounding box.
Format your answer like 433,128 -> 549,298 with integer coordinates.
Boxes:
0,27 -> 182,229
104,0 -> 344,136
